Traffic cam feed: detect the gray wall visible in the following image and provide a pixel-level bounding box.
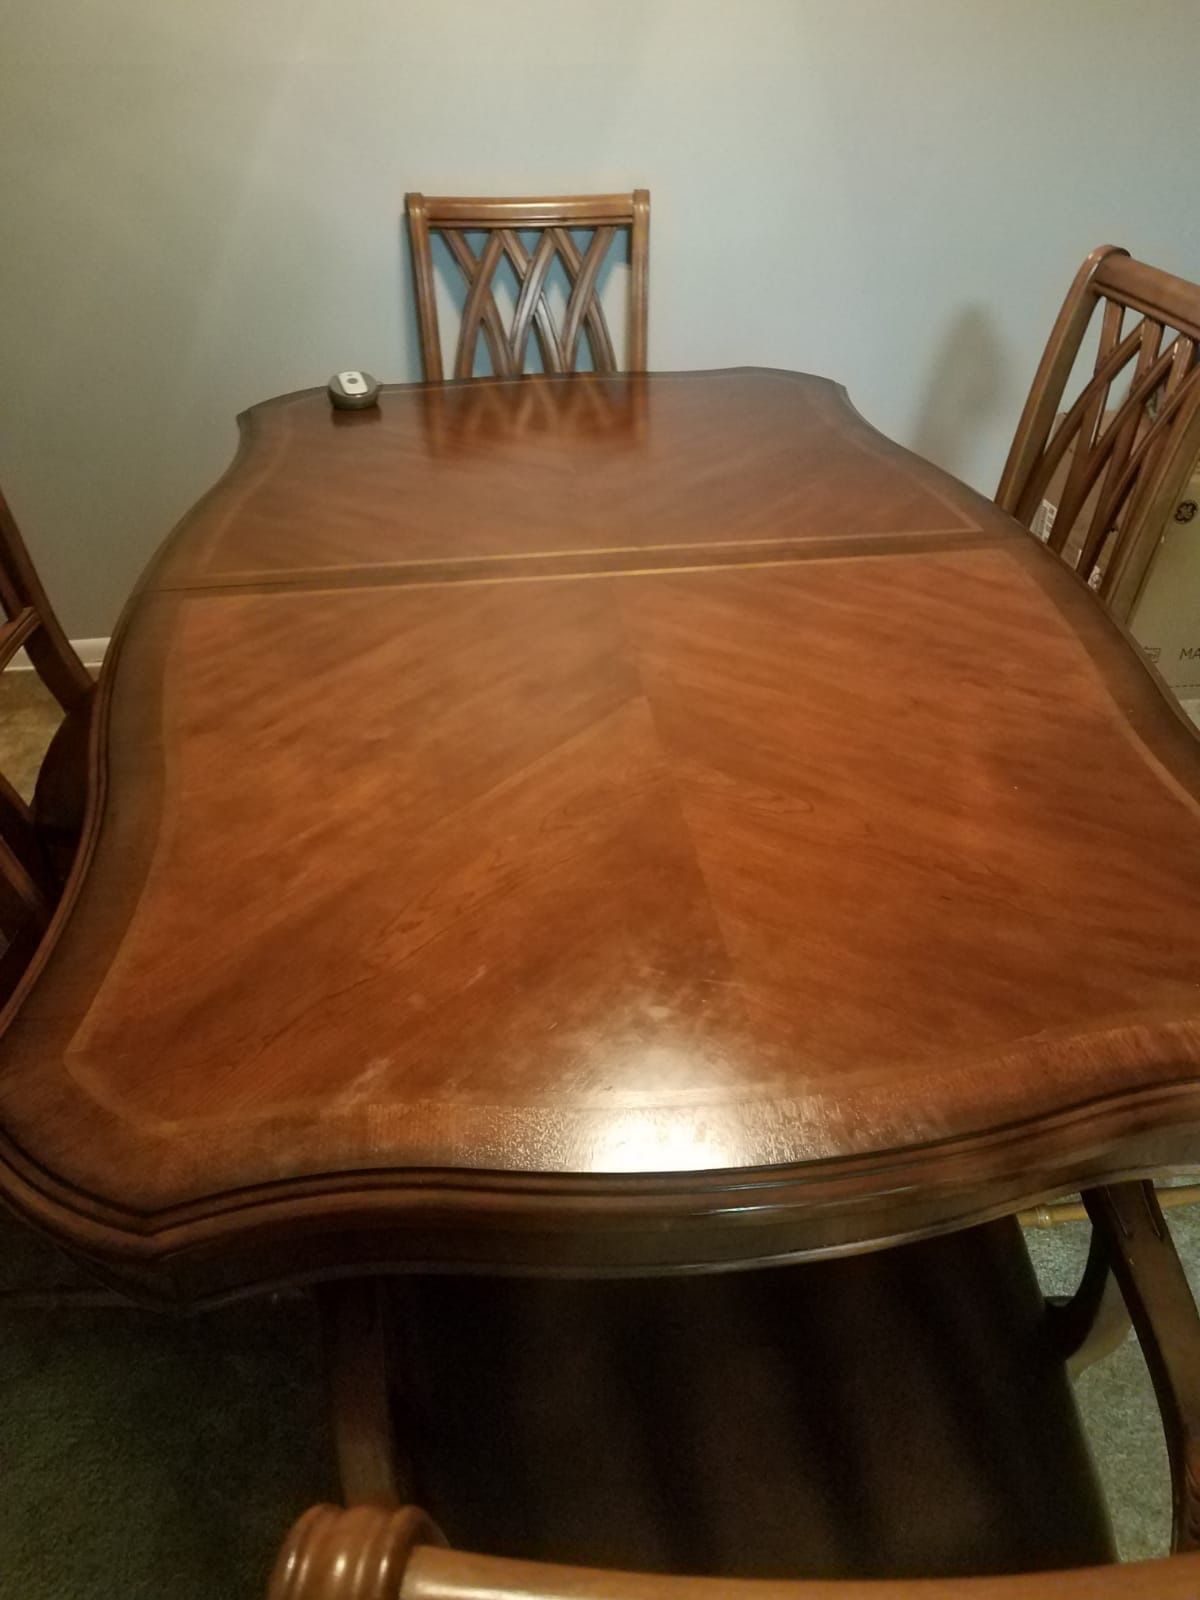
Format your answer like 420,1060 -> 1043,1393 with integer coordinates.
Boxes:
1,0 -> 1198,637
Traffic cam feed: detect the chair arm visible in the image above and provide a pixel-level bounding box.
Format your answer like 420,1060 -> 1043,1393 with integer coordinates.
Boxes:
269,1504 -> 1200,1600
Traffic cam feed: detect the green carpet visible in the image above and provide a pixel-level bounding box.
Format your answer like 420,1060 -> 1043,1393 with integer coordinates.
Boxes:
0,1299 -> 331,1598
0,1229 -> 333,1599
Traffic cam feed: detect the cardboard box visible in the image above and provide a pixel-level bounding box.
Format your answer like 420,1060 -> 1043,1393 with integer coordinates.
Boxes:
1126,464 -> 1200,693
1030,423 -> 1200,693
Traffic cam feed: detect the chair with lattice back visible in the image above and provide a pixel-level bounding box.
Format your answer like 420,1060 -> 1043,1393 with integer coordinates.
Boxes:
997,245 -> 1200,619
0,484 -> 93,985
269,1183 -> 1200,1600
405,191 -> 649,382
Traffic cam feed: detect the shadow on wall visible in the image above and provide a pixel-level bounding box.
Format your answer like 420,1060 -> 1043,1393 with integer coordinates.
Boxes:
910,306 -> 1012,490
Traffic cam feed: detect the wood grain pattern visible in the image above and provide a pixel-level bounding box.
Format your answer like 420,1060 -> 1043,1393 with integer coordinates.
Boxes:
1,370 -> 1199,1300
996,246 -> 1200,617
405,193 -> 649,381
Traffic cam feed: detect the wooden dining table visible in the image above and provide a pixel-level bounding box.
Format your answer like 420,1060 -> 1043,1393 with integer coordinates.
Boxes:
2,366 -> 1200,1305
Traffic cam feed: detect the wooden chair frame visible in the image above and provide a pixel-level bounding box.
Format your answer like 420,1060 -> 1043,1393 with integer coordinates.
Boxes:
405,191 -> 650,382
0,486 -> 92,951
996,246 -> 1200,619
272,1182 -> 1200,1600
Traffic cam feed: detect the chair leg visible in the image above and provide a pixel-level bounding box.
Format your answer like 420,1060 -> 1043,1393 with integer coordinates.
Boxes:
317,1279 -> 409,1508
1044,1221 -> 1132,1377
1085,1182 -> 1200,1554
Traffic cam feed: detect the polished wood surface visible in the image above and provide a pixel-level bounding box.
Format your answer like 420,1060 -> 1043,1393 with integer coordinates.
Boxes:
2,369 -> 1200,1297
996,246 -> 1200,617
318,1278 -> 407,1511
405,192 -> 649,381
272,1527 -> 1200,1600
0,484 -> 93,968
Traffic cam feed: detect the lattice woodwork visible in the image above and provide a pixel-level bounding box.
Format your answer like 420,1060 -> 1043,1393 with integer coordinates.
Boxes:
0,486 -> 92,954
997,246 -> 1200,618
406,192 -> 649,382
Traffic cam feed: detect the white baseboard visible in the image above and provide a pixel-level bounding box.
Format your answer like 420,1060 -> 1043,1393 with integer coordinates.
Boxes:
71,636 -> 110,670
10,636 -> 110,672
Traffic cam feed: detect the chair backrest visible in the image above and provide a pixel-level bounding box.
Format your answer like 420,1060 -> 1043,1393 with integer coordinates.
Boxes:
0,486 -> 92,941
996,246 -> 1200,618
405,191 -> 650,382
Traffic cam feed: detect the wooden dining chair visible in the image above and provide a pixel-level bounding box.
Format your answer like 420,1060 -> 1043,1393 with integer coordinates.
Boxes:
274,1519 -> 1200,1600
996,246 -> 1200,619
270,1181 -> 1200,1600
404,191 -> 650,382
0,484 -> 94,987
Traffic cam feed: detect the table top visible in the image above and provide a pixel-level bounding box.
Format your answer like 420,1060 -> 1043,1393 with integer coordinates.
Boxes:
3,368 -> 1200,1300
